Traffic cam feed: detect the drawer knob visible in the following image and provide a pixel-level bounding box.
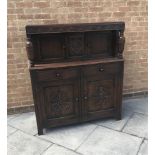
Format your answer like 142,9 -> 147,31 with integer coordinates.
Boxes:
56,73 -> 61,77
84,96 -> 88,100
75,97 -> 79,102
99,68 -> 104,72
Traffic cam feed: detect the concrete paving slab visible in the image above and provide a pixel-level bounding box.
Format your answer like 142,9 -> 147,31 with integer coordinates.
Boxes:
7,125 -> 17,137
7,114 -> 20,122
123,97 -> 148,115
138,140 -> 148,155
42,144 -> 81,155
38,123 -> 97,150
123,113 -> 148,138
94,107 -> 133,131
7,130 -> 51,155
7,97 -> 148,155
77,126 -> 142,155
8,112 -> 38,135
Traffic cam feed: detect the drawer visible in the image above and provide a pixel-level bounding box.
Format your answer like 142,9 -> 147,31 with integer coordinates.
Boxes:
83,62 -> 121,77
36,68 -> 78,82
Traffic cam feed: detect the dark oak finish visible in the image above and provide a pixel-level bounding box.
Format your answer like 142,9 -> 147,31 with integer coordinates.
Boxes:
26,22 -> 125,135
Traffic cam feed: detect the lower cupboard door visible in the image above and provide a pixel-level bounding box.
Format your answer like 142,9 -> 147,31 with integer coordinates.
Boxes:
83,75 -> 116,120
39,79 -> 80,127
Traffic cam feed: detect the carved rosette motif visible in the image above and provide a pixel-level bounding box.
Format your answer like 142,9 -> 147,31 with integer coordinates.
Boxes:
91,86 -> 110,110
97,86 -> 109,105
118,30 -> 125,58
50,89 -> 72,117
68,34 -> 84,56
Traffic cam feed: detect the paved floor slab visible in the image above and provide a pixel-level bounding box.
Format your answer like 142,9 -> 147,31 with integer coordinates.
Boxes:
123,113 -> 148,138
77,126 -> 142,155
7,125 -> 17,137
94,107 -> 133,131
7,97 -> 148,155
38,123 -> 97,150
42,144 -> 80,155
123,97 -> 148,115
7,130 -> 51,155
8,112 -> 38,135
7,114 -> 20,122
138,140 -> 148,155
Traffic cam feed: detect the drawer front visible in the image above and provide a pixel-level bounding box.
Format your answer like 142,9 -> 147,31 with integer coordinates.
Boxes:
36,68 -> 78,82
83,62 -> 122,77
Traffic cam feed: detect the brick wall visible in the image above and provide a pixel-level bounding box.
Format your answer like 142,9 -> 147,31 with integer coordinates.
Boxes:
7,0 -> 148,109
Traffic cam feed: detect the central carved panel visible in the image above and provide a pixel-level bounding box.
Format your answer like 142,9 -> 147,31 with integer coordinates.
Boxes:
67,33 -> 84,57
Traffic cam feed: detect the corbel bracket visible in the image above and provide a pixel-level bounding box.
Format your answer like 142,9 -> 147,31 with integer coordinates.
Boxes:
26,38 -> 34,66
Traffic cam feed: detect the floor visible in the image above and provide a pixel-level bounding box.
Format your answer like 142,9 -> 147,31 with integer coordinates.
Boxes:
7,97 -> 148,155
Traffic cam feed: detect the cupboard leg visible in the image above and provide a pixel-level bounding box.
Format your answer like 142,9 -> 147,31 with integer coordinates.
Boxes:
115,112 -> 121,120
115,111 -> 122,120
38,128 -> 44,135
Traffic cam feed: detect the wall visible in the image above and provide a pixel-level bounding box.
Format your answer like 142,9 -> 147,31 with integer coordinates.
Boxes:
7,0 -> 148,109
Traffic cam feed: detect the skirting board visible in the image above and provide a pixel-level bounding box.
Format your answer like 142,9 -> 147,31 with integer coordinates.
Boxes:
7,90 -> 148,115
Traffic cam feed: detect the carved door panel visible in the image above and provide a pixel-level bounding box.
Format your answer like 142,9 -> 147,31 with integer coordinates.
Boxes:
39,79 -> 80,127
83,74 -> 116,120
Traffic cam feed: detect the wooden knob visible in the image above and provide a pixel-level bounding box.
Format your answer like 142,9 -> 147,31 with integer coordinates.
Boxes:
26,41 -> 31,45
56,73 -> 61,77
99,68 -> 104,72
84,96 -> 88,100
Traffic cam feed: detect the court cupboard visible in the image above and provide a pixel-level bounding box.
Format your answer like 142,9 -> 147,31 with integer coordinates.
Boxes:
26,22 -> 125,135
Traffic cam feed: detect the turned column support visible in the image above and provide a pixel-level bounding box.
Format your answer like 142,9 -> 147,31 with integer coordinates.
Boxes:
26,37 -> 34,66
117,30 -> 125,58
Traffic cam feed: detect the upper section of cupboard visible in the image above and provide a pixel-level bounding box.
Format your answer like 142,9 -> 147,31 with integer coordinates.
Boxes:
26,22 -> 125,65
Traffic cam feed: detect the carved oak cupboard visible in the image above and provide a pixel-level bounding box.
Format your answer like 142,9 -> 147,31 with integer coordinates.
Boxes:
26,22 -> 125,135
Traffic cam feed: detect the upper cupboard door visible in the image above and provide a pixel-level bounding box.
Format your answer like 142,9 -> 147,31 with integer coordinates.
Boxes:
86,31 -> 116,58
32,33 -> 65,62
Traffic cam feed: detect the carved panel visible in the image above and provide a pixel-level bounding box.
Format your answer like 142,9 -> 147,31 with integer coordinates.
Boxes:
45,84 -> 74,118
67,33 -> 84,57
87,79 -> 114,112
